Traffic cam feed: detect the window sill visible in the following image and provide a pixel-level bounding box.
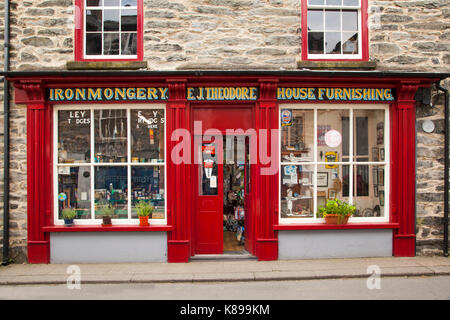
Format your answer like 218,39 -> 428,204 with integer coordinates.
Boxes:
43,224 -> 173,232
297,60 -> 377,70
66,61 -> 148,70
274,222 -> 399,231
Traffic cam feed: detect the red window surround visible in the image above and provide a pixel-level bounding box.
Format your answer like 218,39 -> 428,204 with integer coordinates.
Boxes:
301,0 -> 369,62
74,0 -> 144,62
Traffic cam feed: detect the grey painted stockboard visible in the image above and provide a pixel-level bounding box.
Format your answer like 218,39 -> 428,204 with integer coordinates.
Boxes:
50,232 -> 167,263
278,229 -> 393,260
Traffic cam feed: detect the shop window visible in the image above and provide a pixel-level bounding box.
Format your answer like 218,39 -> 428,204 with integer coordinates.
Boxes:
302,0 -> 368,61
279,105 -> 388,222
55,105 -> 166,224
75,0 -> 143,61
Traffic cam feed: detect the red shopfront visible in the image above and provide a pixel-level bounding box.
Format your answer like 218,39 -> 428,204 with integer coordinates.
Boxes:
9,72 -> 442,263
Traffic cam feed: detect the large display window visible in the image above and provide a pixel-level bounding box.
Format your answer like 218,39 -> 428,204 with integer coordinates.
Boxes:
279,104 -> 389,223
54,104 -> 166,225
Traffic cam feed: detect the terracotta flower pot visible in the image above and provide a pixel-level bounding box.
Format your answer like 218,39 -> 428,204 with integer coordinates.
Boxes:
325,214 -> 350,225
139,216 -> 150,226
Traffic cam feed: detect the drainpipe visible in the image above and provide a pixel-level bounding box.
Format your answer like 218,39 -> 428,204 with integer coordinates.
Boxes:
436,80 -> 449,257
2,0 -> 10,266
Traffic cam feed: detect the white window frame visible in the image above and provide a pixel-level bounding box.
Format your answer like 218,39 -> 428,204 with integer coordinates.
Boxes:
53,103 -> 167,225
279,103 -> 390,224
84,0 -> 139,60
306,0 -> 363,60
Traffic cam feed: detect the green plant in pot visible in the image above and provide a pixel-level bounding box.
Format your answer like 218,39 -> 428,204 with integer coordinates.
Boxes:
62,207 -> 76,226
318,199 -> 356,225
97,201 -> 114,226
136,200 -> 154,226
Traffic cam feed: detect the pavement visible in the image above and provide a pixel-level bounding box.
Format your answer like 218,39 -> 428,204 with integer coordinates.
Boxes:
0,256 -> 449,285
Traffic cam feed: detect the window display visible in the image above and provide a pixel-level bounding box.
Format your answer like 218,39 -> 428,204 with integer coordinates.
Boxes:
55,106 -> 166,224
279,105 -> 388,222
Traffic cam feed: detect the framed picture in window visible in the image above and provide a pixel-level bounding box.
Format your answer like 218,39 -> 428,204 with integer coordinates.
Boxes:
372,147 -> 379,162
377,122 -> 384,145
379,191 -> 385,206
328,189 -> 337,200
378,168 -> 384,186
317,172 -> 328,187
380,148 -> 385,161
372,167 -> 378,185
317,125 -> 331,146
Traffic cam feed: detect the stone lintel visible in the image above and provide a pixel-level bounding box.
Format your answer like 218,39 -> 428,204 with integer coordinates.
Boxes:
297,60 -> 377,70
66,61 -> 148,70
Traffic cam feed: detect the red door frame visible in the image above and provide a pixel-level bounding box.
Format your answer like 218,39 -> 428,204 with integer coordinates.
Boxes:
9,74 -> 441,264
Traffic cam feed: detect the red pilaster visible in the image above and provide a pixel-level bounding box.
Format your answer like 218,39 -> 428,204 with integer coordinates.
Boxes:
255,79 -> 279,261
391,81 -> 419,257
166,79 -> 190,262
16,81 -> 53,263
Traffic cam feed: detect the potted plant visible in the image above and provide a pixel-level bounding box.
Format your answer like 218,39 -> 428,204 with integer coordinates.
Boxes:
62,207 -> 76,226
136,200 -> 154,226
97,201 -> 114,226
318,199 -> 356,225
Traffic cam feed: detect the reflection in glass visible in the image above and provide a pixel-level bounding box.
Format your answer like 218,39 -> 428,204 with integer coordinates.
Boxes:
121,33 -> 137,55
131,109 -> 165,163
326,0 -> 342,5
87,0 -> 102,6
104,33 -> 120,55
308,32 -> 324,54
353,109 -> 385,161
325,10 -> 341,30
104,9 -> 120,31
95,109 -> 127,163
281,109 -> 313,162
94,166 -> 128,218
131,166 -> 165,219
342,10 -> 358,31
317,164 -> 349,216
352,165 -> 385,217
121,9 -> 137,31
122,0 -> 137,6
343,0 -> 359,6
317,109 -> 349,161
86,33 -> 102,55
86,10 -> 102,31
58,110 -> 91,163
325,32 -> 341,54
343,32 -> 358,54
307,10 -> 323,31
104,0 -> 120,6
308,0 -> 324,4
281,165 -> 314,218
58,166 -> 91,219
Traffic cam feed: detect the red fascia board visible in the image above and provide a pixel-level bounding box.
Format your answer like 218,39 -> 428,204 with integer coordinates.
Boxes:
43,225 -> 173,232
273,222 -> 400,231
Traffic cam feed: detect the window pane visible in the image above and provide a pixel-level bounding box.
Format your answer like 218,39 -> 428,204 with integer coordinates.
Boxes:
104,9 -> 120,31
326,0 -> 342,5
121,33 -> 137,55
104,0 -> 120,6
85,33 -> 102,55
280,165 -> 314,218
343,32 -> 358,54
87,0 -> 102,7
307,10 -> 323,31
281,109 -> 313,162
131,109 -> 165,163
94,109 -> 127,163
325,32 -> 341,54
94,166 -> 128,219
308,0 -> 324,5
308,32 -> 324,54
86,10 -> 102,31
121,9 -> 137,31
342,10 -> 358,31
353,164 -> 385,217
317,109 -> 349,161
131,166 -> 165,219
353,109 -> 385,161
103,33 -> 120,55
58,166 -> 91,220
343,0 -> 359,6
58,110 -> 91,163
122,0 -> 137,6
317,164 -> 348,214
325,10 -> 341,30
200,143 -> 218,196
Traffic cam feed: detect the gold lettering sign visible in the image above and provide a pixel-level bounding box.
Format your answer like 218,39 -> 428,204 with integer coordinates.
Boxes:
277,88 -> 395,102
187,87 -> 259,101
48,87 -> 169,102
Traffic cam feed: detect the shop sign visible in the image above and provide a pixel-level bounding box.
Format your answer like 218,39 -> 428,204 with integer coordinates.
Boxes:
281,109 -> 292,127
48,87 -> 169,102
187,87 -> 259,101
277,87 -> 395,102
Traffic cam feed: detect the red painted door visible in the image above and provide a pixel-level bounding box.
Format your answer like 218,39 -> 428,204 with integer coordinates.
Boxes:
195,139 -> 224,254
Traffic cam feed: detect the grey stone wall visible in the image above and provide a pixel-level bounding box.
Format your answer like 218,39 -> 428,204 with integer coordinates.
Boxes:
0,0 -> 449,261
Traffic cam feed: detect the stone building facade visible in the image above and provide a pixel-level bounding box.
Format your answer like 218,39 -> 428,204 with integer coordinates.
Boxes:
0,0 -> 449,263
